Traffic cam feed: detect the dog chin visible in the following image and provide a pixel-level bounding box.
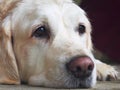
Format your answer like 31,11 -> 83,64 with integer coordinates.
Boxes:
28,66 -> 96,88
47,77 -> 96,89
29,74 -> 96,89
63,75 -> 96,88
45,74 -> 96,88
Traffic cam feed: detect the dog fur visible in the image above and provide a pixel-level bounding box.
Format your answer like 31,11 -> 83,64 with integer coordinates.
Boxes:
0,0 -> 117,88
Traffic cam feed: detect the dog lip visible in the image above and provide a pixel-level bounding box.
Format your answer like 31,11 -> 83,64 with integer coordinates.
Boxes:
63,75 -> 93,88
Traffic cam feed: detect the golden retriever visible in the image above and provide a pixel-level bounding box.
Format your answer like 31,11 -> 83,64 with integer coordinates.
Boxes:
0,0 -> 117,88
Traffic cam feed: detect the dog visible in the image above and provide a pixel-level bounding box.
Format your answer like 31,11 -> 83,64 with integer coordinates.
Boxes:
0,0 -> 118,88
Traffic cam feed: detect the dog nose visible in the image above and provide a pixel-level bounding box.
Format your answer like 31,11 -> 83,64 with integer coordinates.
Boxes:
66,56 -> 94,79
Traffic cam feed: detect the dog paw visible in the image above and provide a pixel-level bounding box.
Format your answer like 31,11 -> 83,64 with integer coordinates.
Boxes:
96,63 -> 118,81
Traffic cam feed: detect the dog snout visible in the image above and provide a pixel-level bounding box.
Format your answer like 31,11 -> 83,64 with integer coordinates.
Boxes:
66,56 -> 94,79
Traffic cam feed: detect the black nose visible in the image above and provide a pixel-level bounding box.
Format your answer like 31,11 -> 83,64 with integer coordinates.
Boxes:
66,56 -> 94,79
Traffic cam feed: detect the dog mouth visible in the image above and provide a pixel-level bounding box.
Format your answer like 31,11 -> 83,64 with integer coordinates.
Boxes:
62,74 -> 93,88
55,67 -> 94,88
46,71 -> 94,89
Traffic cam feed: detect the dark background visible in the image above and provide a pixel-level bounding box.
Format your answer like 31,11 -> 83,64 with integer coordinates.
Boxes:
80,0 -> 120,63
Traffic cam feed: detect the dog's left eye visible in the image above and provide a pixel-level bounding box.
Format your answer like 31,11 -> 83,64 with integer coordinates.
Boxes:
32,26 -> 49,39
78,24 -> 86,35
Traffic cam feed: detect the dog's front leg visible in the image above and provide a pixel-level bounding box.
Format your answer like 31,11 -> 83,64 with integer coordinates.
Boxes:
95,59 -> 118,81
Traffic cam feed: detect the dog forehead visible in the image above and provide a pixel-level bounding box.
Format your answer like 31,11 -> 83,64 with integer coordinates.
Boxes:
12,0 -> 86,25
40,3 -> 89,32
12,0 -> 90,37
13,0 -> 85,26
36,2 -> 86,24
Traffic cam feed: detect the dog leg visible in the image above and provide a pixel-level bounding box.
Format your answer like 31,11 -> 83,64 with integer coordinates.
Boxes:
95,59 -> 118,81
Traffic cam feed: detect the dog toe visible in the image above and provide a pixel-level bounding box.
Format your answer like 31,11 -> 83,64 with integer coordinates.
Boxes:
96,63 -> 118,81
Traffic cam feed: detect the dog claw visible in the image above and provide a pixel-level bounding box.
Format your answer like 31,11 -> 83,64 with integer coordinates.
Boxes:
96,63 -> 118,81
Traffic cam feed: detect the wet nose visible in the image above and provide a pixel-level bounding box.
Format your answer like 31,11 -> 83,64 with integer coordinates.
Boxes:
66,56 -> 94,79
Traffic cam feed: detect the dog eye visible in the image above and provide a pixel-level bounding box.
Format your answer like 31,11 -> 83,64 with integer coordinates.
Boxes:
78,24 -> 86,34
32,26 -> 49,39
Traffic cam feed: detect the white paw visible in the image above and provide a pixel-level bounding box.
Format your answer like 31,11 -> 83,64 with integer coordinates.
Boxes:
96,63 -> 118,81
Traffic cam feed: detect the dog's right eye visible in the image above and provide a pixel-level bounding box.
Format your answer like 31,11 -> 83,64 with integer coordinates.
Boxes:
32,26 -> 50,39
78,24 -> 86,35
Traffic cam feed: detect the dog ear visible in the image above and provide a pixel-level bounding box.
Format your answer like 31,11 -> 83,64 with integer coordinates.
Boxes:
0,15 -> 20,84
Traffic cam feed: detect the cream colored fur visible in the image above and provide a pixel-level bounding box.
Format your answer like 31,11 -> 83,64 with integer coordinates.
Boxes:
0,0 -> 117,88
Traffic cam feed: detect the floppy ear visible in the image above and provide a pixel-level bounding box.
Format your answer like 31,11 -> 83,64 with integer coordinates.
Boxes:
0,16 -> 20,84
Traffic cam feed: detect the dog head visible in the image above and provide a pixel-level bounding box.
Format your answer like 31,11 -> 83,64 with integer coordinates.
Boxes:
0,0 -> 96,88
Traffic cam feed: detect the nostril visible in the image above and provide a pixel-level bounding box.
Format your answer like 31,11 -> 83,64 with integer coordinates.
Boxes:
76,66 -> 81,72
88,64 -> 94,71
